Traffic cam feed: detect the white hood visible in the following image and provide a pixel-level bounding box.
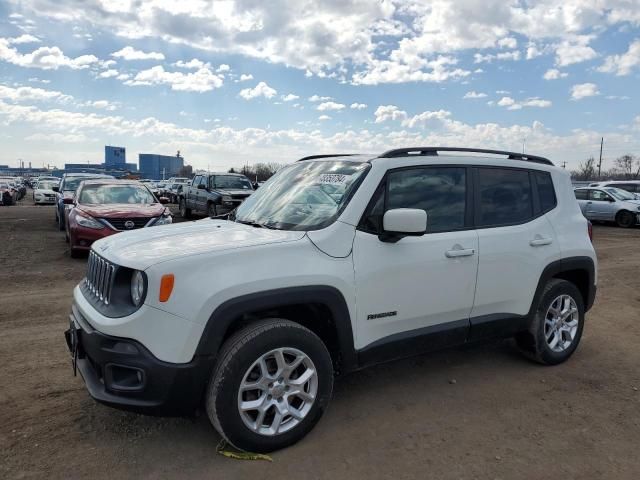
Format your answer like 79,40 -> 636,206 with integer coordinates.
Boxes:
93,219 -> 305,270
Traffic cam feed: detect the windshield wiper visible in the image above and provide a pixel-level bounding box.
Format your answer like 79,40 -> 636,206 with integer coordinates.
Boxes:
235,219 -> 264,228
235,219 -> 278,230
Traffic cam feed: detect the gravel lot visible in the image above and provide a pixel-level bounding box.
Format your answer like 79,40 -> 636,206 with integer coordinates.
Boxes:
1,195 -> 639,480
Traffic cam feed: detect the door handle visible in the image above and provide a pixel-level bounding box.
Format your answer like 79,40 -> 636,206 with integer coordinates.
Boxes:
445,248 -> 475,258
530,237 -> 553,247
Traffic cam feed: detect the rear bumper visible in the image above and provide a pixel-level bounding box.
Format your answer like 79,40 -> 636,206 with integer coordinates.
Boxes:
65,304 -> 212,416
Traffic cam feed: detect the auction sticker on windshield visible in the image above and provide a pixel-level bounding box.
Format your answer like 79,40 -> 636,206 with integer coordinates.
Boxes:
318,174 -> 348,185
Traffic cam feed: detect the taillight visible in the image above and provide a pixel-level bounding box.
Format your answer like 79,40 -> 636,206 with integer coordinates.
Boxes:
587,221 -> 593,242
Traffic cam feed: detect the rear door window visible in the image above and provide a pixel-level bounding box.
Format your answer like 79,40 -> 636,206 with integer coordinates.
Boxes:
574,189 -> 588,200
476,168 -> 533,227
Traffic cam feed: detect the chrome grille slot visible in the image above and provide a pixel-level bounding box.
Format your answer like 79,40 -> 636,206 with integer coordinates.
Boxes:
85,251 -> 118,305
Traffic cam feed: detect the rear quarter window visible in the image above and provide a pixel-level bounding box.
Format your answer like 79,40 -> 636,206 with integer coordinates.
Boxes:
534,171 -> 557,213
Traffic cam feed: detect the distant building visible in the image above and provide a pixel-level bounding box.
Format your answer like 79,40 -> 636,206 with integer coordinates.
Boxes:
138,153 -> 184,180
105,146 -> 126,168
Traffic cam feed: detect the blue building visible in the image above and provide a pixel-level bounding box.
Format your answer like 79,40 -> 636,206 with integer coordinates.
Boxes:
138,153 -> 184,180
105,146 -> 126,168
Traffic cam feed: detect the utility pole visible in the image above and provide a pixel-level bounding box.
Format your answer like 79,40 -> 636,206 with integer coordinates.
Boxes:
562,161 -> 567,169
598,137 -> 603,179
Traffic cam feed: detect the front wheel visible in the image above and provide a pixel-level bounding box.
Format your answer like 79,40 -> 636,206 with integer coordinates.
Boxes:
515,279 -> 585,365
206,319 -> 334,453
615,210 -> 635,228
179,198 -> 191,219
207,202 -> 217,218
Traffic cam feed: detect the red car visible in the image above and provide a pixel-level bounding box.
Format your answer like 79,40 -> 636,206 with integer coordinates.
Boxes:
65,179 -> 172,257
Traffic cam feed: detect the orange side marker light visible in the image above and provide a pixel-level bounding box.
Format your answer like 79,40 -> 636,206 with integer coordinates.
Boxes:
159,274 -> 175,302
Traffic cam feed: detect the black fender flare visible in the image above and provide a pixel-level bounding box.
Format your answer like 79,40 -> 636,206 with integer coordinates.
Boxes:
195,286 -> 357,372
528,256 -> 596,316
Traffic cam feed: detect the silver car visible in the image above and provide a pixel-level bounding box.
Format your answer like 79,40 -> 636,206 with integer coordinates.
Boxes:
574,186 -> 640,227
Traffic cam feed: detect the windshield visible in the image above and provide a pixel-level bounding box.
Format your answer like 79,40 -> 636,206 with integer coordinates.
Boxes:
36,181 -> 58,190
63,177 -> 95,191
79,184 -> 156,204
214,175 -> 253,190
605,187 -> 636,201
233,160 -> 370,231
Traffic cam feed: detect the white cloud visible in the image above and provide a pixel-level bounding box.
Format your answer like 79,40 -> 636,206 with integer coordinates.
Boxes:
2,99 -> 639,169
555,36 -> 597,67
0,84 -> 72,103
238,74 -> 253,82
126,66 -> 224,92
281,94 -> 299,102
83,100 -> 117,111
317,101 -> 345,111
9,34 -> 40,44
497,96 -> 552,110
98,69 -> 119,78
7,1 -> 640,86
571,83 -> 599,100
498,37 -> 517,49
350,103 -> 367,110
111,46 -> 164,61
174,58 -> 208,70
216,64 -> 230,72
0,39 -> 99,70
543,68 -> 568,80
25,132 -> 88,143
239,81 -> 277,100
463,91 -> 487,99
374,105 -> 407,124
318,115 -> 331,121
309,95 -> 333,102
474,51 -> 521,63
598,39 -> 640,76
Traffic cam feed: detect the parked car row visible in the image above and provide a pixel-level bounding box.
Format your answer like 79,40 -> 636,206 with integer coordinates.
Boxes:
43,173 -> 173,257
0,176 -> 27,204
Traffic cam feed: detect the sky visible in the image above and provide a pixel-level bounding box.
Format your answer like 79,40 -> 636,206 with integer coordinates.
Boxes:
0,0 -> 639,172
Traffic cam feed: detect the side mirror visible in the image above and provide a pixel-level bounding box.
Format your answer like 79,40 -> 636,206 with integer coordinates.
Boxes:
197,183 -> 206,190
63,197 -> 74,205
52,186 -> 59,192
158,196 -> 169,204
379,208 -> 427,243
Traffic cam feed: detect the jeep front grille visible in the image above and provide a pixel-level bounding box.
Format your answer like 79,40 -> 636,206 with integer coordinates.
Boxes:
85,251 -> 117,304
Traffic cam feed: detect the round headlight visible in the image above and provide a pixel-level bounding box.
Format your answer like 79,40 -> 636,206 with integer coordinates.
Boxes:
130,270 -> 146,307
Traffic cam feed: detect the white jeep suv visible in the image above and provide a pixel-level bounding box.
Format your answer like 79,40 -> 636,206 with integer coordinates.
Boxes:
65,147 -> 597,453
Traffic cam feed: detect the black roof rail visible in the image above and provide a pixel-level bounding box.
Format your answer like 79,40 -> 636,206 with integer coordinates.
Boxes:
377,147 -> 553,166
297,154 -> 358,162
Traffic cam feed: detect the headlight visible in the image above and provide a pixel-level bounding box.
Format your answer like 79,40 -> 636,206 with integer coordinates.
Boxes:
76,213 -> 104,229
222,195 -> 232,202
35,193 -> 43,198
130,270 -> 146,307
154,213 -> 173,226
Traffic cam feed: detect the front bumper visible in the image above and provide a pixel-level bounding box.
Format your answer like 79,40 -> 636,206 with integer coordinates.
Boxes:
70,225 -> 118,251
65,304 -> 213,416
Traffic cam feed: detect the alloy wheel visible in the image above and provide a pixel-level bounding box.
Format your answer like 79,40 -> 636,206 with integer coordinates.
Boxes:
237,347 -> 318,436
544,294 -> 579,353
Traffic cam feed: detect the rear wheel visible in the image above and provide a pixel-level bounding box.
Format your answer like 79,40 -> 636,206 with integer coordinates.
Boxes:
57,210 -> 65,231
516,279 -> 584,365
615,210 -> 635,228
179,198 -> 191,219
206,319 -> 334,453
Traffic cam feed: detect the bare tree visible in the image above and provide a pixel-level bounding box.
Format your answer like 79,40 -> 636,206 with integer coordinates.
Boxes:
613,154 -> 639,179
571,157 -> 596,181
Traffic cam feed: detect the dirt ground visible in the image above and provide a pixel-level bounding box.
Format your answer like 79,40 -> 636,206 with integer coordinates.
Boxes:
1,194 -> 639,480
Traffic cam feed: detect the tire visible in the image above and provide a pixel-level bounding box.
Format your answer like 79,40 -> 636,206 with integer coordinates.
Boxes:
207,202 -> 217,218
206,319 -> 334,453
179,198 -> 191,219
515,279 -> 585,365
57,209 -> 65,231
615,210 -> 635,228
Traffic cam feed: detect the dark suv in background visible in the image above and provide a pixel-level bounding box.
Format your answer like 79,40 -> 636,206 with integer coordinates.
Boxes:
178,172 -> 254,218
